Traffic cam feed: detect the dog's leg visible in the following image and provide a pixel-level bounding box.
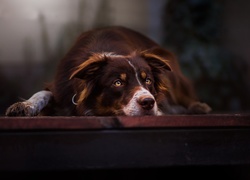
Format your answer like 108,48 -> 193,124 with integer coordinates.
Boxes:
6,90 -> 53,116
187,101 -> 212,114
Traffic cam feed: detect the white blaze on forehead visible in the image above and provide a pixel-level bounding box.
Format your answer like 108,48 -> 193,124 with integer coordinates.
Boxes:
126,60 -> 142,86
98,52 -> 124,58
123,87 -> 158,116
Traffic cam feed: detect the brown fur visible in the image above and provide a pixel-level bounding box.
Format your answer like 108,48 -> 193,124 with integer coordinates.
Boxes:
6,26 -> 211,116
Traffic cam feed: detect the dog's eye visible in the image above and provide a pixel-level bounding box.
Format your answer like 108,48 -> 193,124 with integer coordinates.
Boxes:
113,80 -> 123,87
145,78 -> 152,85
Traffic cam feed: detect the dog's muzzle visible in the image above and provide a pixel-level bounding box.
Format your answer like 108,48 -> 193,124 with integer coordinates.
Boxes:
122,87 -> 158,116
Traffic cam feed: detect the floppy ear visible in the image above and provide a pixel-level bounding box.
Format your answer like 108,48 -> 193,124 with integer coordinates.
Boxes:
141,48 -> 172,72
141,48 -> 174,94
69,53 -> 108,103
70,53 -> 107,80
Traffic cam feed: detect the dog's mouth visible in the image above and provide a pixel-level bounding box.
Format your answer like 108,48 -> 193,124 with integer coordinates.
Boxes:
140,109 -> 157,116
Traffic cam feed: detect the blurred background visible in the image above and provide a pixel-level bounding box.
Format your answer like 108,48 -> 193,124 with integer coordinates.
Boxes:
0,0 -> 249,115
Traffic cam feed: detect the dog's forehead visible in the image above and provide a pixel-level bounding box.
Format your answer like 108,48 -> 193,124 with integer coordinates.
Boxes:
107,56 -> 132,69
106,54 -> 151,72
100,56 -> 133,80
127,55 -> 151,69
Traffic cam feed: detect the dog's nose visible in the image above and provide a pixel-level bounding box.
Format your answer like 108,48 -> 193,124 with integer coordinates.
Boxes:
138,97 -> 155,110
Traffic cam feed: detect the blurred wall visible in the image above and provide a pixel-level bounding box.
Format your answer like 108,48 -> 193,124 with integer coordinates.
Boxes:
162,0 -> 250,112
0,0 -> 249,115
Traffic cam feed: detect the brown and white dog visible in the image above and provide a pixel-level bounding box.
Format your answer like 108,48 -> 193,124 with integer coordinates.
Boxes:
6,26 -> 211,116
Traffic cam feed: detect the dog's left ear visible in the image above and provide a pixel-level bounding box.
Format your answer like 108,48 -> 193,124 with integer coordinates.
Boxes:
141,48 -> 172,72
70,53 -> 107,80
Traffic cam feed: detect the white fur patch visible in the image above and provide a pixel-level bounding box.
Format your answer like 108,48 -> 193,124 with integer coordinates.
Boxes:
122,87 -> 160,116
126,60 -> 142,86
23,90 -> 52,115
98,52 -> 124,59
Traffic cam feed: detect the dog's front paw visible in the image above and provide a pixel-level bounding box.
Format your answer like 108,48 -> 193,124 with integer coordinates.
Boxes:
5,102 -> 35,116
188,102 -> 212,114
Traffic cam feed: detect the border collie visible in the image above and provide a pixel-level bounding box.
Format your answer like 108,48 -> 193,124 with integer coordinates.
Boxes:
6,26 -> 211,116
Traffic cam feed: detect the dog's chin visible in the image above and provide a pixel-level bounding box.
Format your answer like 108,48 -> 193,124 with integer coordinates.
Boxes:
122,108 -> 160,116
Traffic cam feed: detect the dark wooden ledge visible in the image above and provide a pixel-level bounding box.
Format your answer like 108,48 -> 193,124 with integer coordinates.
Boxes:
1,114 -> 250,179
0,114 -> 250,130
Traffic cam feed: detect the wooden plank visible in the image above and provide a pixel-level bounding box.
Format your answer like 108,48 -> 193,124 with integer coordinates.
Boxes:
0,114 -> 250,130
0,114 -> 250,176
0,128 -> 250,171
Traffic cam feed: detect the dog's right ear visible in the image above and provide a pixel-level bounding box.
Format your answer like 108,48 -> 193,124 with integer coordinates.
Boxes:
141,48 -> 173,72
70,53 -> 108,80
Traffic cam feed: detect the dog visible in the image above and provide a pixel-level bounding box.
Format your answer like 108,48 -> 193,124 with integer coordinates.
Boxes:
6,26 -> 211,116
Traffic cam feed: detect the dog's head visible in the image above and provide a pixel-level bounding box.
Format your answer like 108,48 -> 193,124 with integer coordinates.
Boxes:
70,49 -> 172,116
